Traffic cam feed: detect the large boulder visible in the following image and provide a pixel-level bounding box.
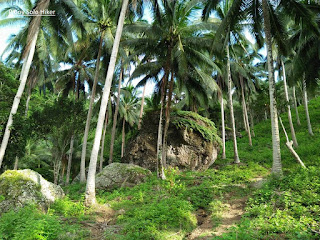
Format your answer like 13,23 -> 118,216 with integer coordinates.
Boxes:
0,169 -> 64,213
95,163 -> 152,190
123,111 -> 221,171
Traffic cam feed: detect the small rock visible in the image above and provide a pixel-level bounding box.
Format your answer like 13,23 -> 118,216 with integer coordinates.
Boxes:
95,163 -> 151,190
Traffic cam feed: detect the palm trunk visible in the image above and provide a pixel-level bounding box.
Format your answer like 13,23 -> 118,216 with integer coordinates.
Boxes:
293,86 -> 301,126
161,72 -> 174,169
76,73 -> 80,100
109,67 -> 123,164
99,108 -> 109,172
138,83 -> 147,130
25,89 -> 32,117
0,0 -> 50,167
249,108 -> 255,137
262,0 -> 282,175
281,60 -> 298,147
220,93 -> 226,159
66,135 -> 74,185
0,32 -> 40,167
242,108 -> 248,132
80,30 -> 105,183
121,118 -> 125,158
156,101 -> 164,178
14,156 -> 19,170
302,75 -> 313,136
240,75 -> 252,146
85,0 -> 129,206
157,76 -> 167,180
279,117 -> 305,168
226,43 -> 240,163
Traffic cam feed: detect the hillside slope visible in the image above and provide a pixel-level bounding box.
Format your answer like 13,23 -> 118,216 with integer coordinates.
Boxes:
0,98 -> 319,240
216,96 -> 320,239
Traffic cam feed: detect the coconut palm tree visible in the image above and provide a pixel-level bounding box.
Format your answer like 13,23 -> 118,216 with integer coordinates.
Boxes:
226,41 -> 240,163
78,0 -> 120,182
119,85 -> 140,157
85,0 -> 129,206
204,0 -> 315,174
109,66 -> 124,164
287,1 -> 320,136
138,83 -> 147,130
0,2 -> 56,116
202,1 -> 245,163
0,0 -> 50,168
127,0 -> 219,177
0,0 -> 85,168
280,59 -> 298,147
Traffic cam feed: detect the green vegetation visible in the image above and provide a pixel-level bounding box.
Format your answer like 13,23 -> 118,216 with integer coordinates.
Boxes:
171,111 -> 222,144
0,205 -> 88,240
213,97 -> 320,239
92,162 -> 267,239
0,97 -> 319,239
0,0 -> 320,239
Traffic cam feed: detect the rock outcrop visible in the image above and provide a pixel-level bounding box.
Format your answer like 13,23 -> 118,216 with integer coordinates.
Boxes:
95,163 -> 151,190
123,111 -> 221,171
0,169 -> 64,213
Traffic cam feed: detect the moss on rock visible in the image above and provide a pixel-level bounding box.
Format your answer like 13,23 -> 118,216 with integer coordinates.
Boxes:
171,111 -> 222,145
0,169 -> 64,214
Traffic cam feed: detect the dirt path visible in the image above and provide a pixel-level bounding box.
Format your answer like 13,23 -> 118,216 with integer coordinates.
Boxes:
187,176 -> 266,240
80,204 -> 116,240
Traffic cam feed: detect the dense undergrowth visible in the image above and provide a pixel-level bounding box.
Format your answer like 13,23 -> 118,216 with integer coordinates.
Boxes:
0,97 -> 319,239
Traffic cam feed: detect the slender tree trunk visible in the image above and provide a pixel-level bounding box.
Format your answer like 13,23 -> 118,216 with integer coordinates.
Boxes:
121,118 -> 125,158
66,135 -> 74,185
13,156 -> 19,170
161,70 -> 174,170
80,30 -> 105,183
240,75 -> 252,146
54,157 -> 62,185
85,0 -> 129,206
226,43 -> 240,163
109,67 -> 123,164
76,73 -> 80,100
264,109 -> 268,120
0,6 -> 46,167
25,89 -> 31,117
242,108 -> 248,132
157,100 -> 164,178
247,102 -> 255,137
281,60 -> 298,147
249,110 -> 255,137
138,83 -> 147,130
220,93 -> 226,159
279,117 -> 306,168
99,108 -> 109,172
157,76 -> 167,180
302,75 -> 314,136
293,86 -> 301,126
262,0 -> 282,175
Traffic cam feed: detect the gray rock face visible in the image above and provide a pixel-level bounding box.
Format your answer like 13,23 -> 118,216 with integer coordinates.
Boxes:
95,163 -> 152,190
0,169 -> 64,213
123,111 -> 221,171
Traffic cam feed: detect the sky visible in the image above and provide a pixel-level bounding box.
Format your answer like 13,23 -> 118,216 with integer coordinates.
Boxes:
0,20 -> 22,61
